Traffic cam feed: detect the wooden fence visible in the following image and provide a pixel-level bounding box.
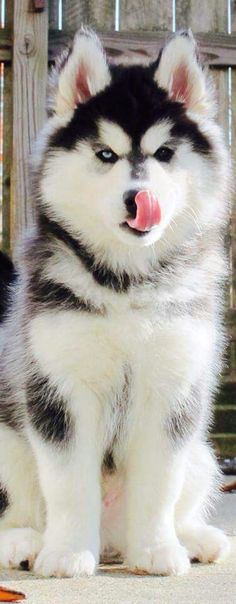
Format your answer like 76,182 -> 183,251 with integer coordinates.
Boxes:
0,0 -> 236,454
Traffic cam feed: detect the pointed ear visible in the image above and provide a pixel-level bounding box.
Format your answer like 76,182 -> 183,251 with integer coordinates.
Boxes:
48,28 -> 111,117
154,32 -> 212,116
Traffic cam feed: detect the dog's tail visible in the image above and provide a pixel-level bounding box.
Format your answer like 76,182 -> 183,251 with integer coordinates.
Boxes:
0,250 -> 16,323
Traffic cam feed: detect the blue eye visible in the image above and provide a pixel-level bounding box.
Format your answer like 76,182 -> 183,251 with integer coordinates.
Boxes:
96,149 -> 118,164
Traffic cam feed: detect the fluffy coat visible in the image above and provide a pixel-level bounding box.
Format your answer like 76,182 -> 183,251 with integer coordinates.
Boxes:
0,29 -> 231,577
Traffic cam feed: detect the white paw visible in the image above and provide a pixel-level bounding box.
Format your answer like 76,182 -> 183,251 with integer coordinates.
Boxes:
0,528 -> 43,569
178,524 -> 230,563
127,541 -> 190,576
34,546 -> 97,578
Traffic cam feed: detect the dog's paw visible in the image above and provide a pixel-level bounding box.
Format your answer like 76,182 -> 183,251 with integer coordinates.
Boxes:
178,524 -> 230,563
0,527 -> 43,570
34,546 -> 96,578
127,541 -> 190,576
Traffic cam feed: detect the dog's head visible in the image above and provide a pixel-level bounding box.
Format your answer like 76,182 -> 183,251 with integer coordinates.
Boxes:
36,29 -> 229,258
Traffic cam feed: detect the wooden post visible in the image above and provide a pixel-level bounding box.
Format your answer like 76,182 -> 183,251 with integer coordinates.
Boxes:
12,0 -> 48,244
2,0 -> 13,254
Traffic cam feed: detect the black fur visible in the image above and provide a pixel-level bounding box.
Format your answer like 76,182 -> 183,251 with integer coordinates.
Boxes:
0,484 -> 9,516
0,377 -> 23,432
0,251 -> 16,323
29,272 -> 102,314
102,450 -> 116,474
38,213 -> 133,293
170,120 -> 211,155
48,63 -> 212,157
20,560 -> 30,571
27,372 -> 73,445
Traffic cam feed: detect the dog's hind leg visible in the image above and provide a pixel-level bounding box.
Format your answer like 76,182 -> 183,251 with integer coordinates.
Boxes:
0,424 -> 44,569
175,440 -> 230,563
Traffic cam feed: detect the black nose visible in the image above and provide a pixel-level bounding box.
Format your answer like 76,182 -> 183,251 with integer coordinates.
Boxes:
124,189 -> 139,219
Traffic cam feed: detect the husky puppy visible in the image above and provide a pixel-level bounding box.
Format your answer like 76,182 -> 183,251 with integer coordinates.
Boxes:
0,29 -> 231,577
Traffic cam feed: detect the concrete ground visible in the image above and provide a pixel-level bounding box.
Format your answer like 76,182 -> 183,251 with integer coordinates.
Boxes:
1,480 -> 236,604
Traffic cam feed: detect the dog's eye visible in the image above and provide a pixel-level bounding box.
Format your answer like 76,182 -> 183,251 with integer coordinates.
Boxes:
154,146 -> 174,163
96,149 -> 118,164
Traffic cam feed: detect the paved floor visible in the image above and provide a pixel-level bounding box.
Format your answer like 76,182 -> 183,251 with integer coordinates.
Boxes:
0,482 -> 236,604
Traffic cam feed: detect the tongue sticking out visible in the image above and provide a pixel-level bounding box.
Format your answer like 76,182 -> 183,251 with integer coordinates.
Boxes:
126,190 -> 161,232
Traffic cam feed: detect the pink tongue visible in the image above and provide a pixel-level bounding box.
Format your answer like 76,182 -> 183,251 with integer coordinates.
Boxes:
126,190 -> 161,232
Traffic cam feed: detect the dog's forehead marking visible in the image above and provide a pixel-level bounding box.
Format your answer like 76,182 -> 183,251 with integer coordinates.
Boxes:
98,119 -> 131,155
141,120 -> 173,154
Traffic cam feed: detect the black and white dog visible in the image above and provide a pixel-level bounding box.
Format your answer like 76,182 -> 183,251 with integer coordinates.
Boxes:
0,29 -> 231,577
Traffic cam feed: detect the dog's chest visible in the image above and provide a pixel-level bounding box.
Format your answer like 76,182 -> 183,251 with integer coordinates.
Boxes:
28,285 -> 158,391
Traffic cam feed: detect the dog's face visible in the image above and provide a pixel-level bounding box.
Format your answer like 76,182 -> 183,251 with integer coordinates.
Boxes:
38,30 -> 228,253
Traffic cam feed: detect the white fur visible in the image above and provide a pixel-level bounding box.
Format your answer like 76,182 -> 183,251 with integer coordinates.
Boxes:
0,528 -> 42,570
0,31 -> 231,578
154,32 -> 215,116
54,30 -> 110,116
99,119 -> 131,155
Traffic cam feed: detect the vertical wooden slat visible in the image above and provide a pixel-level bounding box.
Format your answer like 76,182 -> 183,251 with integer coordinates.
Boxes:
2,64 -> 12,254
228,3 -> 236,391
176,0 -> 230,307
213,70 -> 229,134
119,0 -> 172,31
0,0 -> 5,28
12,0 -> 48,242
49,0 -> 59,30
0,63 -> 3,244
175,2 -> 235,450
3,0 -> 13,31
231,0 -> 236,33
2,0 -> 12,253
230,3 -> 236,312
63,0 -> 115,31
175,0 -> 229,148
229,71 -> 236,311
175,0 -> 228,32
213,68 -> 230,319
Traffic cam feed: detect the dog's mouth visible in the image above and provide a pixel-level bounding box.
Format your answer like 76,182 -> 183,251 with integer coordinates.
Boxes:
122,190 -> 161,236
120,222 -> 150,237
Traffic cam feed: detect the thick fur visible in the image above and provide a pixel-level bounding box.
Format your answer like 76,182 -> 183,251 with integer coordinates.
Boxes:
0,251 -> 16,324
0,29 -> 231,577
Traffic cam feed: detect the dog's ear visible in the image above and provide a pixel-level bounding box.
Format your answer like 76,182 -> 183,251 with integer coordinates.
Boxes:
48,28 -> 111,117
154,32 -> 212,115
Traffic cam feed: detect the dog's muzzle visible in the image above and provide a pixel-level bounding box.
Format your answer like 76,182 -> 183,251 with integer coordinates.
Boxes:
124,189 -> 161,232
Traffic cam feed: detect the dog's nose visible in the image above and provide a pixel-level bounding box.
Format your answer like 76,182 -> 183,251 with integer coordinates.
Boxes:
124,189 -> 139,219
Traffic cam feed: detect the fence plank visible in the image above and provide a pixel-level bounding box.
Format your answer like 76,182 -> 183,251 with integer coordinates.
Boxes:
230,7 -> 236,312
227,4 -> 236,390
2,63 -> 12,254
5,0 -> 13,29
12,0 -> 48,241
213,69 -> 229,133
174,2 -> 236,443
228,68 -> 236,384
119,0 -> 172,31
49,0 -> 59,29
63,0 -> 115,31
48,30 -> 236,66
1,0 -> 13,253
231,0 -> 236,33
175,0 -> 228,32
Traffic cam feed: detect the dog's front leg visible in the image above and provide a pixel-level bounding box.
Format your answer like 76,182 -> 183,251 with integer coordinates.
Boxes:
31,386 -> 102,578
125,400 -> 190,576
